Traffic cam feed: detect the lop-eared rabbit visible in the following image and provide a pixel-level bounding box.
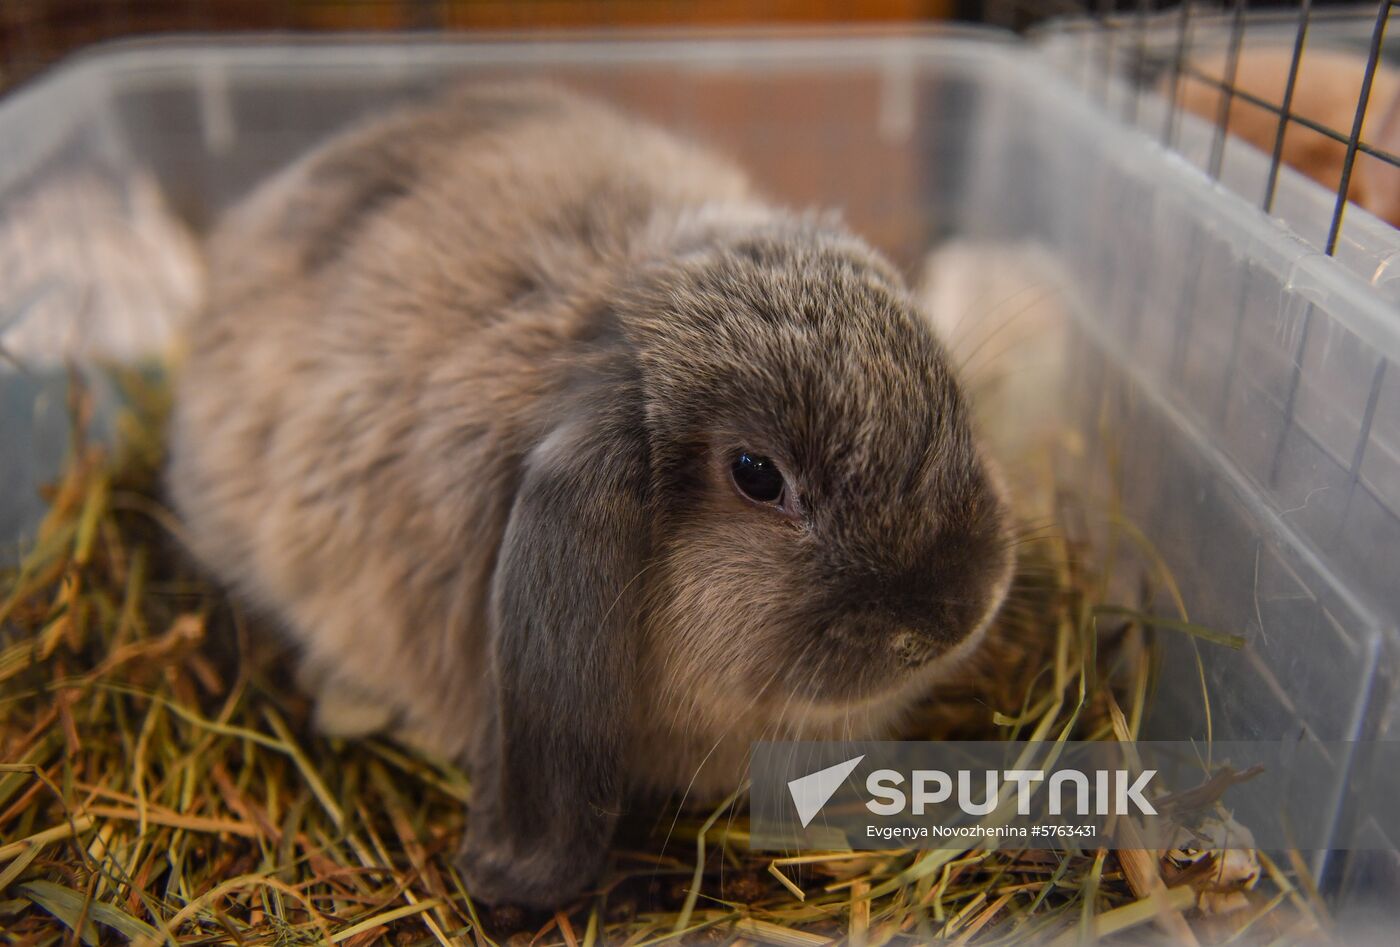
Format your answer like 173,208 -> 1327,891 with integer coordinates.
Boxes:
169,83 -> 1013,907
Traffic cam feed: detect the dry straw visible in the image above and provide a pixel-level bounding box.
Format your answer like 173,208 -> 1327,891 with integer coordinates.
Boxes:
0,371 -> 1325,945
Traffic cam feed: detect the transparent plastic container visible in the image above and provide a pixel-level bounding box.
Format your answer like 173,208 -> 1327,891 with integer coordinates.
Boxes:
2,28 -> 1398,920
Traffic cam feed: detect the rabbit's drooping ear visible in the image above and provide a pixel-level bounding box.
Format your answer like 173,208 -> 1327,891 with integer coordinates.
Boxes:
457,380 -> 650,907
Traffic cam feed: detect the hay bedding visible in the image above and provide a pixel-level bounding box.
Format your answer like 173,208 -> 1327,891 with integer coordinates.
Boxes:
0,373 -> 1325,945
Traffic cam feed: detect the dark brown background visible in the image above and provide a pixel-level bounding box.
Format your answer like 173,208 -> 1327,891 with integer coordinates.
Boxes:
0,1 -> 966,93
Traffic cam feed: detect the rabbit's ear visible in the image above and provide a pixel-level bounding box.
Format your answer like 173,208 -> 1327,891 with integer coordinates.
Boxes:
457,380 -> 651,907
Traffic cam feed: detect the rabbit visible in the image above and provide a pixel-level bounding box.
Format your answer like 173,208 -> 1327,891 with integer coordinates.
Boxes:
1172,46 -> 1400,228
167,82 -> 1014,908
915,239 -> 1074,475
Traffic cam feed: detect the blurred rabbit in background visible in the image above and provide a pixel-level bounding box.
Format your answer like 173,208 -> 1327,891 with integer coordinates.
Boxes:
1174,46 -> 1400,228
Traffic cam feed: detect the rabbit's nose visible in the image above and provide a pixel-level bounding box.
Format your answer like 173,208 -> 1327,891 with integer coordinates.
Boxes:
890,628 -> 937,666
841,609 -> 966,665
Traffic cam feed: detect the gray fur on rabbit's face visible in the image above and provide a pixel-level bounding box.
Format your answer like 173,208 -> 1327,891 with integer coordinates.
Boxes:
168,83 -> 1012,909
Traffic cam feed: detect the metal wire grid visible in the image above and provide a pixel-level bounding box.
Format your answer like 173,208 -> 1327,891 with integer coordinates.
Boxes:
1022,1 -> 1400,254
1170,2 -> 1395,253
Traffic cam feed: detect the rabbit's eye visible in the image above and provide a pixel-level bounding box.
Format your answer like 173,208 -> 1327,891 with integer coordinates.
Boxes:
731,452 -> 787,506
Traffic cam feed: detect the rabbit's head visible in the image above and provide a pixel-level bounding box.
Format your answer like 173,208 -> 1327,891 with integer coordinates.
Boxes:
461,214 -> 1013,906
628,217 -> 1014,710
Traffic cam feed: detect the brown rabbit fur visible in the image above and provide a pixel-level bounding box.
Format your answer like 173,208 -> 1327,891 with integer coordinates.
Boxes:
169,83 -> 1013,908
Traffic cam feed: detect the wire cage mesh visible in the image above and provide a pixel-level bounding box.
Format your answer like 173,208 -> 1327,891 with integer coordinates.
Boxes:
1023,1 -> 1400,259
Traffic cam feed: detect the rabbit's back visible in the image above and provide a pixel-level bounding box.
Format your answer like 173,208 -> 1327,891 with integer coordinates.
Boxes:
169,83 -> 755,754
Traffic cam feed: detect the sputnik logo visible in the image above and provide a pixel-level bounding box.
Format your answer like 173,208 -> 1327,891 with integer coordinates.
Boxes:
787,755 -> 864,827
